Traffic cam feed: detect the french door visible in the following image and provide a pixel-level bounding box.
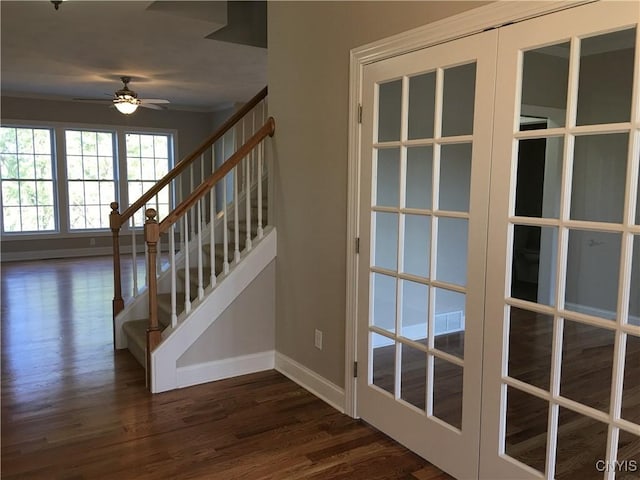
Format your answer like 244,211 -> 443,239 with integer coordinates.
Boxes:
481,2 -> 640,479
357,31 -> 497,479
356,1 -> 640,479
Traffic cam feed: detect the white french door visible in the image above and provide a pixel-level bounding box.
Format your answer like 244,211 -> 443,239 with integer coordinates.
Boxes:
481,2 -> 640,479
355,1 -> 640,479
357,31 -> 497,479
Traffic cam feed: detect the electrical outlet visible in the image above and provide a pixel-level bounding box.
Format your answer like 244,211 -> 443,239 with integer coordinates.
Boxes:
314,329 -> 323,350
89,238 -> 96,246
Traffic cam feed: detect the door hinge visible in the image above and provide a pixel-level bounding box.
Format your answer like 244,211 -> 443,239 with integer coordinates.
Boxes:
355,237 -> 360,254
353,361 -> 358,378
358,104 -> 362,124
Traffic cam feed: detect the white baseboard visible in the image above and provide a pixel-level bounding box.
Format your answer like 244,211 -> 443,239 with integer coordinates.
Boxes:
275,352 -> 345,414
565,302 -> 640,326
2,246 -> 115,262
0,244 -> 153,262
176,350 -> 275,389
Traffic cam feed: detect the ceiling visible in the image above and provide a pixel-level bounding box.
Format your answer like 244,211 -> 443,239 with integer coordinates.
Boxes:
0,1 -> 267,112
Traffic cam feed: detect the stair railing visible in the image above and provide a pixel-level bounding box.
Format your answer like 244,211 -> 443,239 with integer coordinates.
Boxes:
109,87 -> 268,324
144,117 -> 275,386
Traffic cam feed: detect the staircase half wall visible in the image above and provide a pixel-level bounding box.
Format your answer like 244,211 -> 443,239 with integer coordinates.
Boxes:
150,227 -> 277,393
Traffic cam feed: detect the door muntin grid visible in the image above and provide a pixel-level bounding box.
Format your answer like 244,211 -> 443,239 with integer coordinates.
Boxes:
502,26 -> 640,478
368,62 -> 476,429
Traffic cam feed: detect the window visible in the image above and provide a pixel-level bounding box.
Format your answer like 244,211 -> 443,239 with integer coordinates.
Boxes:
65,130 -> 116,230
0,123 -> 175,237
126,133 -> 171,226
0,126 -> 56,233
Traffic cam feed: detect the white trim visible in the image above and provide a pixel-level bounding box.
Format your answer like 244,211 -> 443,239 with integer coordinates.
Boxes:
176,350 -> 275,389
344,37 -> 362,417
275,352 -> 346,414
351,1 -> 590,67
372,313 -> 466,348
565,302 -> 640,327
0,243 -> 154,262
345,0 -> 593,421
1,246 -> 113,262
0,117 -> 179,136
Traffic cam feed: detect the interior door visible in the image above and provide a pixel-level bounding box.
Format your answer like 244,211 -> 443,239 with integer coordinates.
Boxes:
481,2 -> 640,479
357,31 -> 497,479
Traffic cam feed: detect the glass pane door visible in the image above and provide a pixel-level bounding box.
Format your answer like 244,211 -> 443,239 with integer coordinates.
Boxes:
357,29 -> 497,480
482,2 -> 640,479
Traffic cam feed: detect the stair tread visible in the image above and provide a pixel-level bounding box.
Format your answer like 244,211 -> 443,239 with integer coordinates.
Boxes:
122,319 -> 148,349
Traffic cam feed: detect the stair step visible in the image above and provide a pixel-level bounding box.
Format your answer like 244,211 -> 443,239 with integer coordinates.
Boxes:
157,291 -> 195,317
232,221 -> 260,237
122,319 -> 148,367
176,266 -> 214,289
202,242 -> 245,262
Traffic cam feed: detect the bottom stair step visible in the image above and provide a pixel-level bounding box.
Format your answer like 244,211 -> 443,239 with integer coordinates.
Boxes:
122,319 -> 148,368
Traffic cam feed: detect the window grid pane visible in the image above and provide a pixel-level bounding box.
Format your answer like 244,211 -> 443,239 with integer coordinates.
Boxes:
504,27 -> 640,472
0,127 -> 56,232
65,130 -> 115,230
126,133 -> 172,223
370,68 -> 473,424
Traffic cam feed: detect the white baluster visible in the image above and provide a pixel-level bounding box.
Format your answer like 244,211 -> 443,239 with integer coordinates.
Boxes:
183,214 -> 191,315
178,180 -> 184,246
131,217 -> 139,296
200,153 -> 206,232
252,108 -> 257,183
241,117 -> 246,193
210,147 -> 217,287
189,165 -> 196,236
222,175 -> 230,275
263,98 -> 269,176
210,184 -> 217,288
257,137 -> 264,239
233,163 -> 240,263
245,154 -> 252,251
155,195 -> 161,275
197,201 -> 204,300
170,224 -> 177,327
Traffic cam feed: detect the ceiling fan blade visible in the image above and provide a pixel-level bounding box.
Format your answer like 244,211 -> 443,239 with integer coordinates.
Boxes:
139,103 -> 166,111
140,99 -> 170,104
73,98 -> 113,103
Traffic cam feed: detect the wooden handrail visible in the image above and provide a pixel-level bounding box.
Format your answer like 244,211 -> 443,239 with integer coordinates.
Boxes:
157,117 -> 275,235
118,86 -> 268,227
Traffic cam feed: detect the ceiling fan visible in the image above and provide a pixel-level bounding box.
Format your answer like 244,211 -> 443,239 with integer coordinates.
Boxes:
75,76 -> 170,114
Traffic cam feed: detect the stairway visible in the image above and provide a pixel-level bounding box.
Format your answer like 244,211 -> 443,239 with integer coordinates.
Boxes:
121,185 -> 268,369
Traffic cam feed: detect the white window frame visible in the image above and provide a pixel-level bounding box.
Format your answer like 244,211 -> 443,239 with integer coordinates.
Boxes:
0,118 -> 177,241
124,130 -> 175,229
65,128 -> 118,231
0,125 -> 58,234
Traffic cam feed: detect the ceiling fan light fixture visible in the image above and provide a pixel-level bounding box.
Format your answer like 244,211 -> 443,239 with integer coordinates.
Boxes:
114,97 -> 140,114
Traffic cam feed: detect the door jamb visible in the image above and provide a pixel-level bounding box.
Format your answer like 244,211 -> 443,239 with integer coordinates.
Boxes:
344,0 -> 592,418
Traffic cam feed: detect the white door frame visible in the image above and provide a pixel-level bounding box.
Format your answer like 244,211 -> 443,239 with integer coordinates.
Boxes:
345,0 -> 593,419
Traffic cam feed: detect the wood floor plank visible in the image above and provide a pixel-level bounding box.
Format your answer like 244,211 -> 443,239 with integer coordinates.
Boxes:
1,257 -> 452,479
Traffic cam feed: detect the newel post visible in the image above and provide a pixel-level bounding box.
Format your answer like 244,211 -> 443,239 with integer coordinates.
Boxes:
110,203 -> 124,343
144,208 -> 162,390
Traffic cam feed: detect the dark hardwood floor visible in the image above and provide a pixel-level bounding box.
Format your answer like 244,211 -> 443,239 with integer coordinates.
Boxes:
1,256 -> 452,480
371,308 -> 640,480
